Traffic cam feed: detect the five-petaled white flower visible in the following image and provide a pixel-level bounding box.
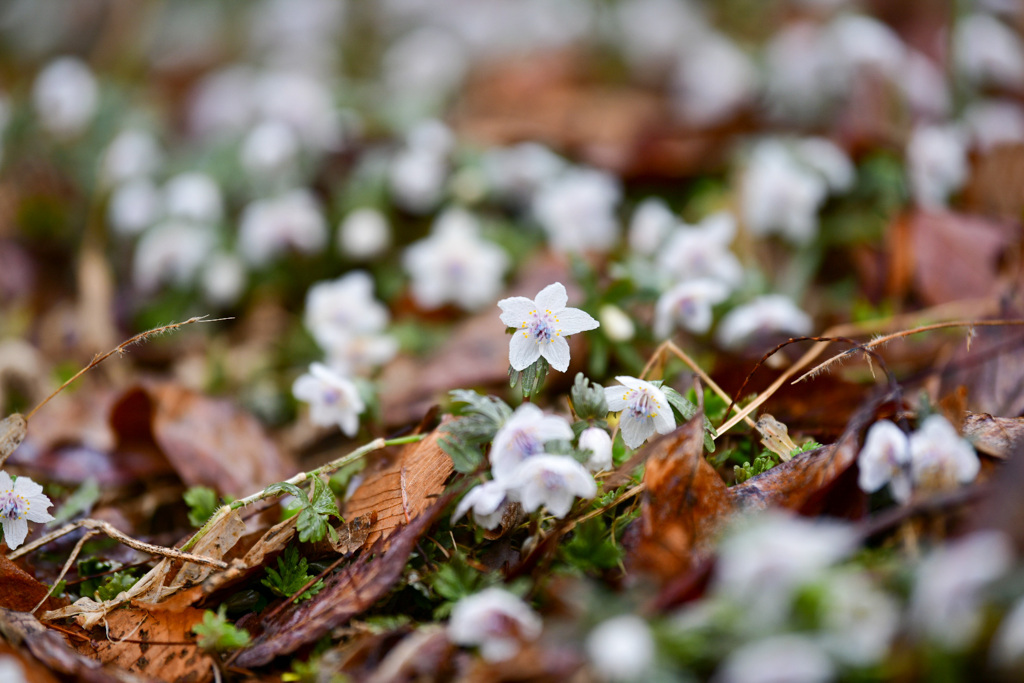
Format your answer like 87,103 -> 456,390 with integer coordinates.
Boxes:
448,587 -> 543,662
453,480 -> 509,530
0,471 -> 54,550
498,282 -> 599,373
654,278 -> 731,338
506,454 -> 597,518
292,362 -> 365,436
489,403 -> 574,481
604,376 -> 676,449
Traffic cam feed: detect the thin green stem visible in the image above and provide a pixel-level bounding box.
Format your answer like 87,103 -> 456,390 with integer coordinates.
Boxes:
180,433 -> 427,552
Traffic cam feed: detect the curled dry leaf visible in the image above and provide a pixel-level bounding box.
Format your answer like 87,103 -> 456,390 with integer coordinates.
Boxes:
961,411 -> 1024,459
0,554 -> 65,613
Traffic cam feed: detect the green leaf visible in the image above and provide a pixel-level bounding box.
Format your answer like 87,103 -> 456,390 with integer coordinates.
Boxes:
183,486 -> 219,528
95,571 -> 140,601
192,606 -> 251,652
508,357 -> 549,398
49,478 -> 100,527
439,434 -> 484,473
264,481 -> 306,501
570,372 -> 607,420
261,546 -> 325,603
561,517 -> 622,572
662,386 -> 718,452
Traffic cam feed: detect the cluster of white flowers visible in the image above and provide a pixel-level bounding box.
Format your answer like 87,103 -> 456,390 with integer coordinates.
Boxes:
0,471 -> 54,550
857,414 -> 980,504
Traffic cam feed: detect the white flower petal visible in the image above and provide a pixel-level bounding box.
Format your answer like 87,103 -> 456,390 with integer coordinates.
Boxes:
0,471 -> 13,491
2,517 -> 27,549
605,386 -> 629,412
621,415 -> 655,449
534,282 -> 568,311
652,408 -> 676,435
509,331 -> 541,371
542,336 -> 571,372
498,296 -> 536,328
555,307 -> 600,335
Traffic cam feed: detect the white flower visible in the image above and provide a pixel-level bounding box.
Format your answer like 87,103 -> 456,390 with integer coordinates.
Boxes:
240,120 -> 300,180
614,0 -> 706,71
102,129 -> 163,186
382,26 -> 468,108
763,22 -> 833,122
303,271 -> 390,351
403,208 -> 509,311
715,635 -> 834,683
453,480 -> 509,530
857,420 -> 912,503
900,50 -> 952,119
0,471 -> 54,550
955,13 -> 1024,90
481,142 -> 566,204
490,403 -> 574,481
108,178 -> 162,236
654,279 -> 731,338
238,189 -> 327,266
0,655 -> 27,683
712,512 -> 856,631
671,32 -> 756,127
657,212 -> 743,289
164,172 -> 223,225
911,531 -> 1014,649
964,100 -> 1024,152
586,615 -> 656,681
505,454 -> 596,518
132,221 -> 214,293
715,295 -> 812,351
579,427 -> 613,472
32,57 -> 98,138
741,141 -> 827,244
324,333 -> 399,377
909,414 -> 980,494
338,208 -> 391,260
200,252 -> 247,307
628,197 -> 676,256
254,71 -> 342,152
817,570 -> 900,666
599,304 -> 635,342
498,282 -> 600,373
791,138 -> 856,194
292,362 -> 365,436
448,588 -> 542,662
189,65 -> 257,139
532,167 -> 622,253
906,124 -> 968,208
829,14 -> 906,78
604,376 -> 675,449
389,121 -> 453,213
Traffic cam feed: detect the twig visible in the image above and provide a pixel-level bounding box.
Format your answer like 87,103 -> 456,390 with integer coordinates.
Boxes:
25,315 -> 231,421
8,519 -> 228,569
32,530 -> 98,614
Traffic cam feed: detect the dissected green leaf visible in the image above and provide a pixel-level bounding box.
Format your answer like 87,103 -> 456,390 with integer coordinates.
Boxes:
192,606 -> 251,652
262,546 -> 325,603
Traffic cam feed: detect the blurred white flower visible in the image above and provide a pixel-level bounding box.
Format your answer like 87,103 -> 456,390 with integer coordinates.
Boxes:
654,279 -> 730,338
447,588 -> 542,662
164,172 -> 224,225
906,124 -> 968,208
657,212 -> 743,289
964,100 -> 1024,151
628,198 -> 676,256
497,282 -> 600,373
0,655 -> 27,683
741,141 -> 827,244
829,14 -> 906,79
857,420 -> 912,503
490,403 -> 574,481
579,427 -> 613,472
304,271 -> 390,351
132,221 -> 213,293
505,454 -> 596,518
817,570 -> 900,666
102,129 -> 163,186
791,138 -> 856,194
763,22 -> 833,122
383,26 -> 468,107
715,634 -> 834,683
911,531 -> 1014,649
189,65 -> 257,138
586,615 -> 656,681
0,471 -> 54,550
200,252 -> 247,307
671,32 -> 756,127
238,189 -> 327,266
713,513 -> 856,631
292,362 -> 364,436
955,13 -> 1024,90
325,333 -> 398,377
599,304 -> 635,342
108,178 -> 163,236
240,120 -> 300,180
532,167 -> 622,253
614,0 -> 706,71
453,480 -> 509,530
255,70 -> 343,151
32,56 -> 98,138
909,414 -> 980,495
901,50 -> 952,118
604,376 -> 675,449
715,295 -> 812,351
389,120 -> 453,213
338,207 -> 391,260
481,142 -> 566,204
403,208 -> 508,311
991,596 -> 1024,667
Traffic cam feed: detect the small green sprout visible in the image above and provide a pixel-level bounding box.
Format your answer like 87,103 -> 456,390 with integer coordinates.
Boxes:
183,486 -> 219,528
262,546 -> 325,603
192,606 -> 251,652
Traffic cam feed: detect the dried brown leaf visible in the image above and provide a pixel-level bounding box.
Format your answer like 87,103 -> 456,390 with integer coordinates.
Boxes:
962,411 -> 1024,459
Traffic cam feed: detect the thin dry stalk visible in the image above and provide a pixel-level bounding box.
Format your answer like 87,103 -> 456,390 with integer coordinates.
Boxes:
32,530 -> 98,613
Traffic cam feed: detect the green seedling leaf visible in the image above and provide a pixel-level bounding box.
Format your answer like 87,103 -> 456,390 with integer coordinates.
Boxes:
49,478 -> 100,526
662,386 -> 718,451
561,517 -> 622,572
570,372 -> 607,420
261,546 -> 325,603
183,485 -> 219,528
193,606 -> 251,652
